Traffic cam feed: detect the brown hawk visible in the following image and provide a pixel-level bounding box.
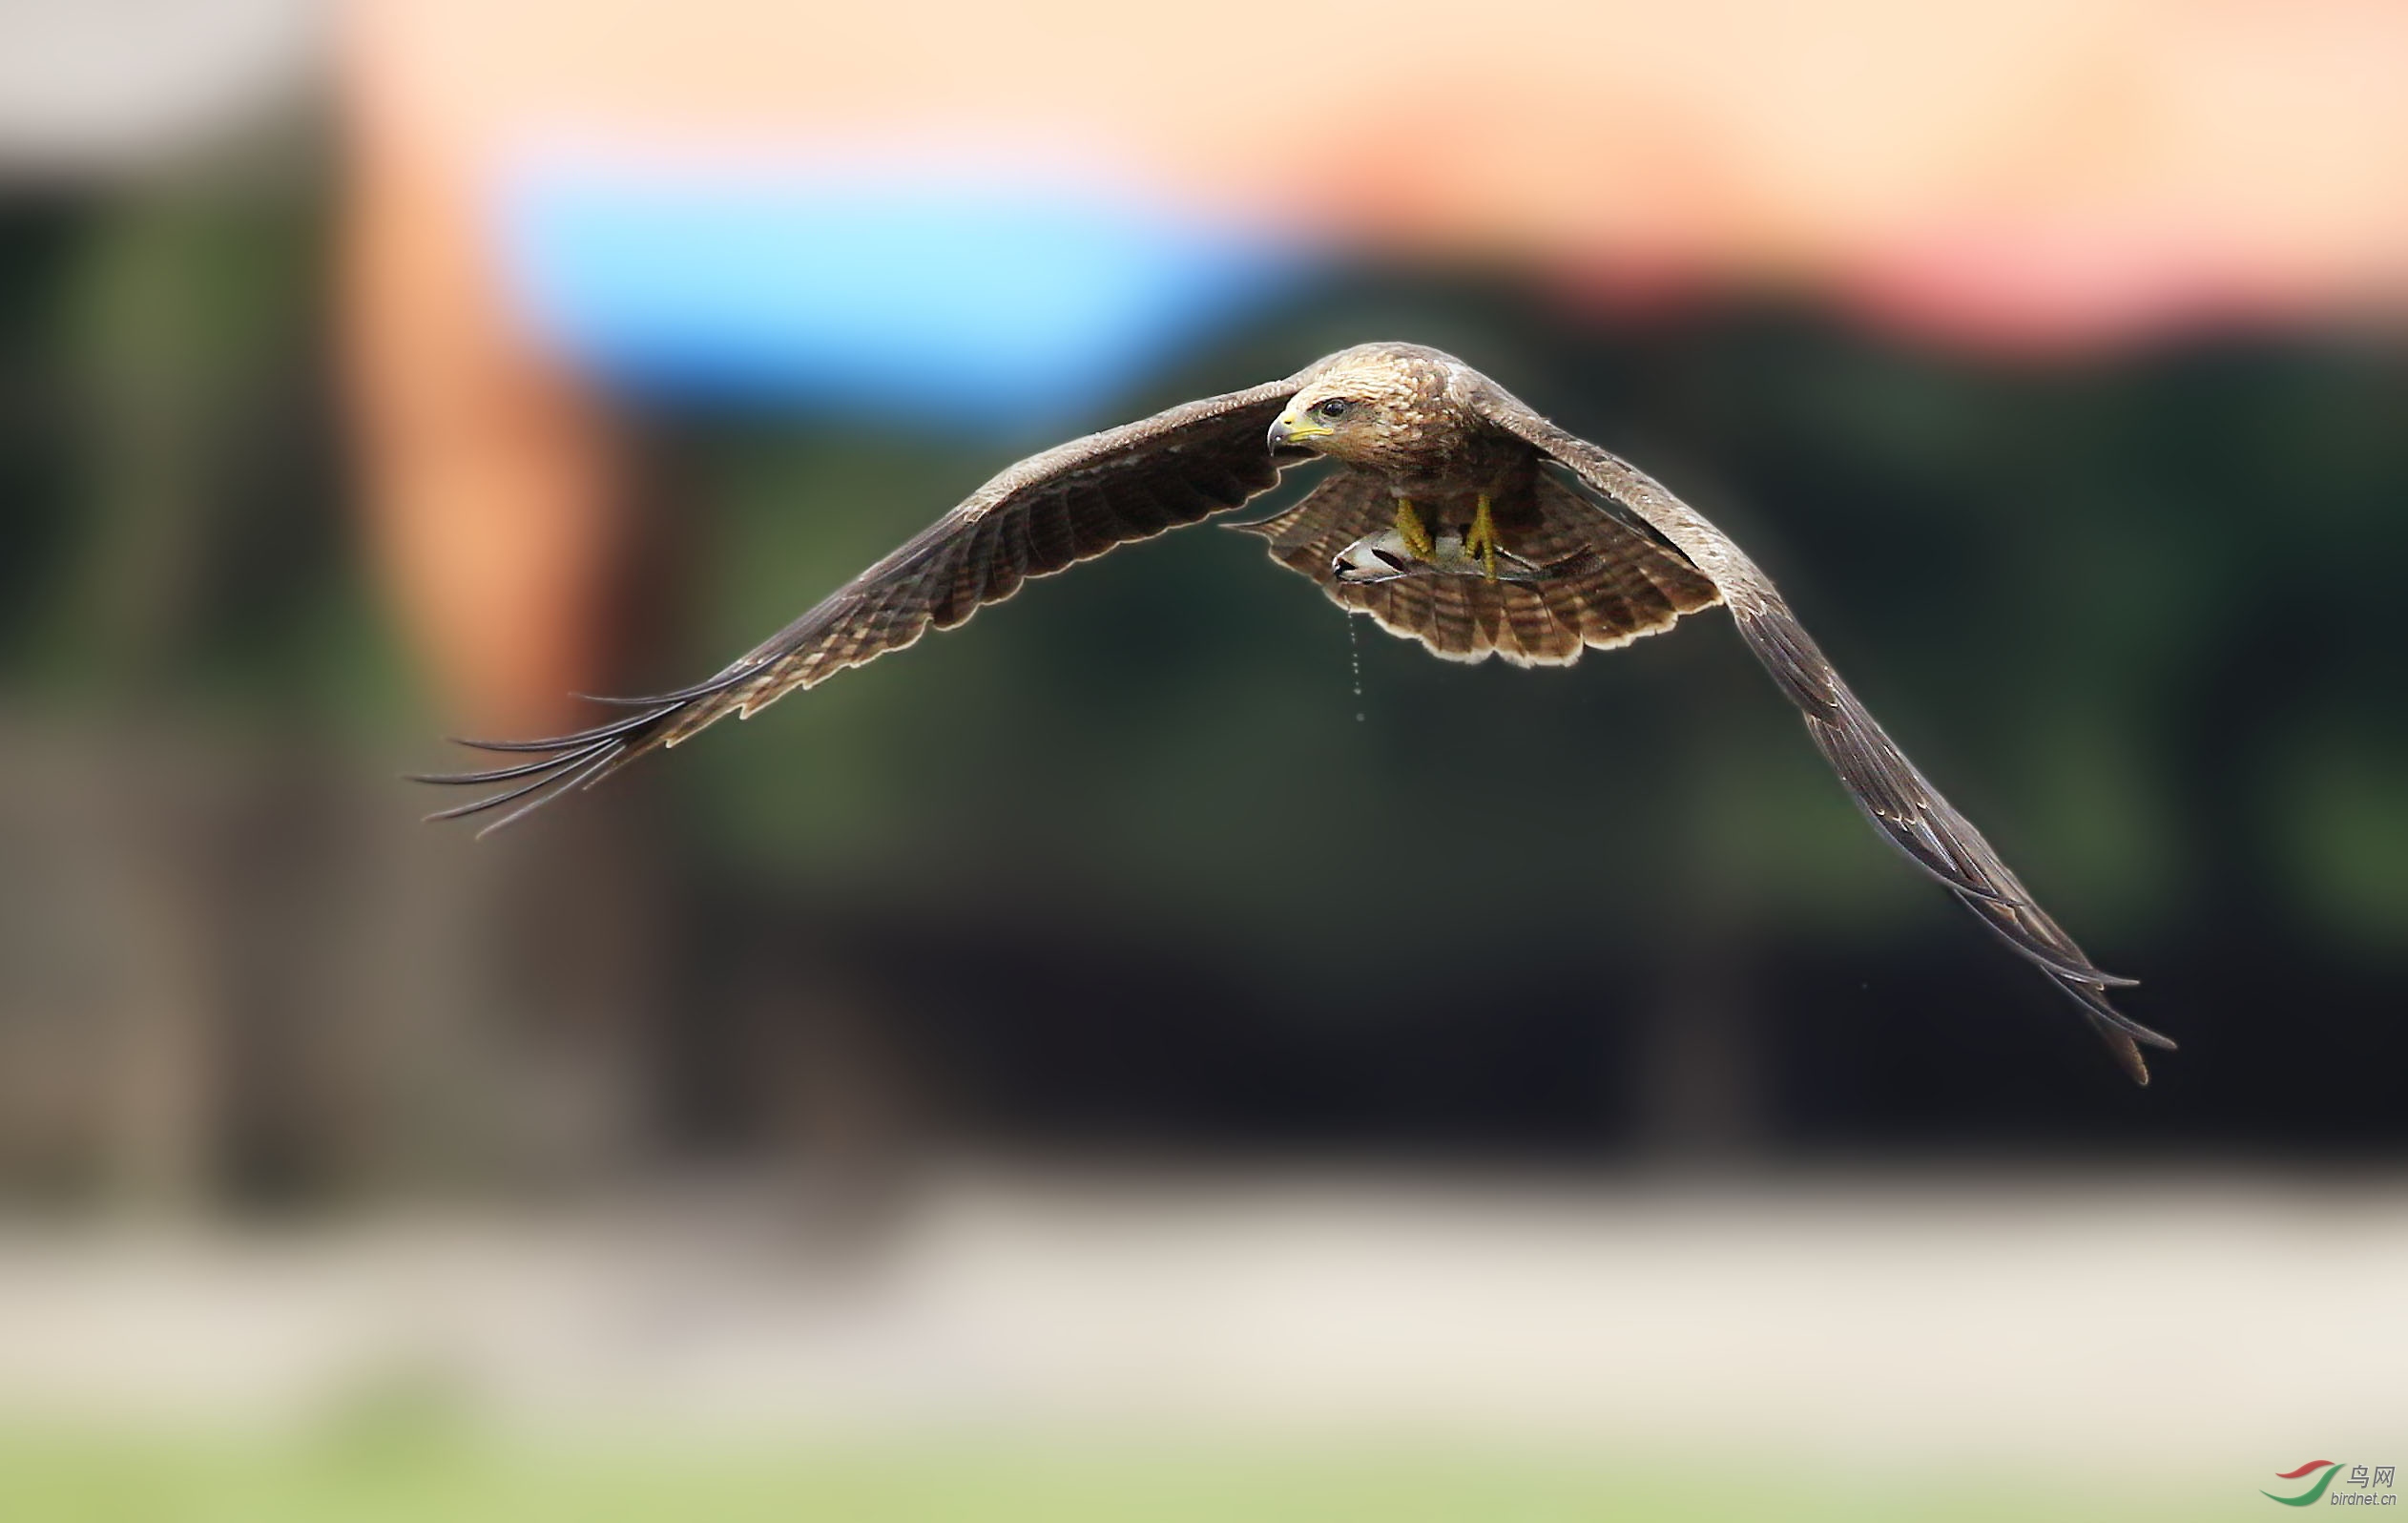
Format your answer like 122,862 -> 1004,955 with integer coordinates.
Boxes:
418,342 -> 2173,1081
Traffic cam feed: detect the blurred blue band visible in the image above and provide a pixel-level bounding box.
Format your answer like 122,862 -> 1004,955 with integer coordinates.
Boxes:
498,168 -> 1316,435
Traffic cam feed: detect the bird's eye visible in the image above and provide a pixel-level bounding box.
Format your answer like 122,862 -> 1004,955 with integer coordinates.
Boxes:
1314,398 -> 1353,420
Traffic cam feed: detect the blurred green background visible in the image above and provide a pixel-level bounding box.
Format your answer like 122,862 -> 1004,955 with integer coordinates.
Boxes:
5,173 -> 2403,1204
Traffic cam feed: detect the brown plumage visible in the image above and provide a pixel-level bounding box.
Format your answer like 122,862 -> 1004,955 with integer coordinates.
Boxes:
416,342 -> 2173,1082
1243,467 -> 1719,665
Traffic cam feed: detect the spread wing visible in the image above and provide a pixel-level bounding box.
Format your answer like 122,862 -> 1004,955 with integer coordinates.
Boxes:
1468,375 -> 2175,1082
415,374 -> 1305,833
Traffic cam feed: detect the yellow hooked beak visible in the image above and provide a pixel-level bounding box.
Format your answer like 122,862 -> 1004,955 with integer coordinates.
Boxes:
1267,410 -> 1333,450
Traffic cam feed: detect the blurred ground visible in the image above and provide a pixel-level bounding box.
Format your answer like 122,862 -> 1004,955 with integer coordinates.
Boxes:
1,1169 -> 2398,1519
0,1431 -> 2247,1523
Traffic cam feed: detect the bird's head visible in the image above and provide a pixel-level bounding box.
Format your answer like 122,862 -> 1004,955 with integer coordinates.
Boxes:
1266,345 -> 1453,471
1265,391 -> 1373,459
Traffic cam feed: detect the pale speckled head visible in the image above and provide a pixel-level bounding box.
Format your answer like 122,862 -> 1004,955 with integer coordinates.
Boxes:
1266,344 -> 1462,473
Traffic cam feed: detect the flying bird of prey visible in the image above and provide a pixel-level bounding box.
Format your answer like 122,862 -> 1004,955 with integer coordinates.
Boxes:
418,342 -> 2173,1082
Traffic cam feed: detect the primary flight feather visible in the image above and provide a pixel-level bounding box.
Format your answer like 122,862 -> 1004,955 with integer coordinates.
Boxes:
416,342 -> 2174,1082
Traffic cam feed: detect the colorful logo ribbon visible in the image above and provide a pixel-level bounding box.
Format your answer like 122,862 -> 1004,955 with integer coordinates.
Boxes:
2265,1461 -> 2342,1507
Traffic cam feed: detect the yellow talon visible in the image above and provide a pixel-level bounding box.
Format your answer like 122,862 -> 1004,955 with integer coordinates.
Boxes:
1394,497 -> 1436,560
1465,493 -> 1499,579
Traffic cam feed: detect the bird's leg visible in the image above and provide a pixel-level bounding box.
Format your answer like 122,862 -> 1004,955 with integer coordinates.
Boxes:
1463,493 -> 1499,580
1393,497 -> 1436,560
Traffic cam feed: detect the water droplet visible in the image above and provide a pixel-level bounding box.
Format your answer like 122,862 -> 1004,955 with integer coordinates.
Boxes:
1346,615 -> 1365,722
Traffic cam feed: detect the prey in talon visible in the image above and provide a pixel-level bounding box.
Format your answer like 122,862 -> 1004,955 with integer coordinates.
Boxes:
1331,524 -> 1553,584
